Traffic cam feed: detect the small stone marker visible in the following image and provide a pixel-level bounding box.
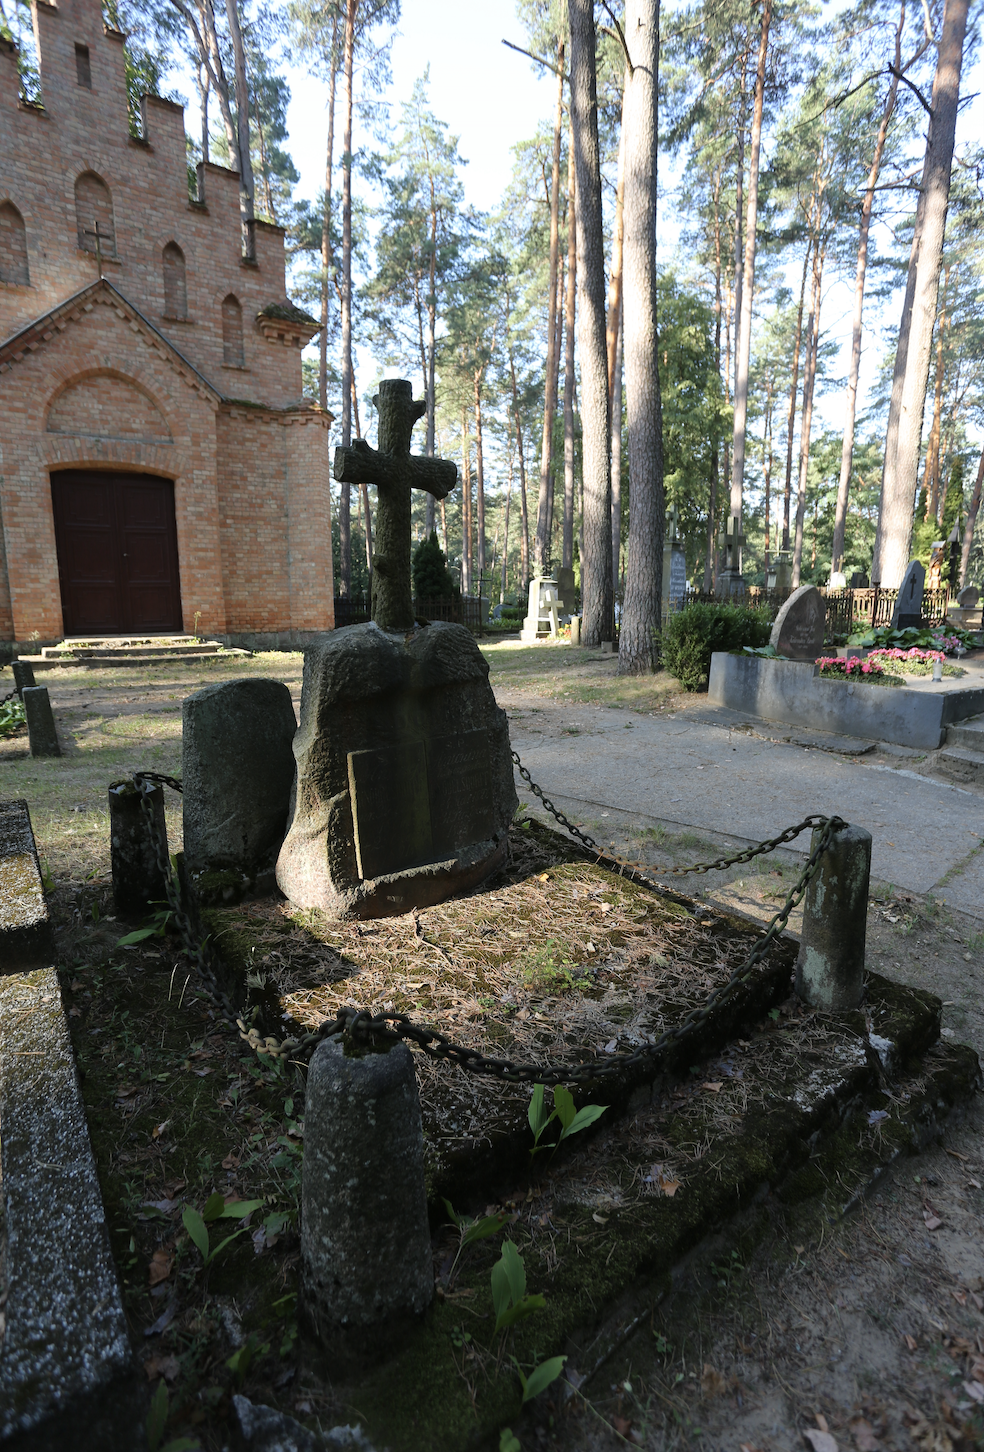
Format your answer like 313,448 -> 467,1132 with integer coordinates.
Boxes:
109,779 -> 169,916
0,798 -> 54,971
795,822 -> 871,1010
182,678 -> 296,879
276,623 -> 516,916
768,584 -> 826,660
301,1035 -> 432,1362
555,566 -> 577,616
11,659 -> 36,694
890,559 -> 925,630
957,585 -> 980,607
773,552 -> 793,592
22,684 -> 61,756
520,576 -> 561,641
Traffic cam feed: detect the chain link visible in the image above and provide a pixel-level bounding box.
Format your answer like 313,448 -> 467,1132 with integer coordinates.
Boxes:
130,760 -> 844,1082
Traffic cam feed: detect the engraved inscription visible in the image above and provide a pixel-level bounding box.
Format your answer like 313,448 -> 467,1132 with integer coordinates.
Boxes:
428,730 -> 494,855
348,741 -> 431,880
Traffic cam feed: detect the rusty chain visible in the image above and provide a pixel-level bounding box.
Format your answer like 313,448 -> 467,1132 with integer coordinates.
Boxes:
129,763 -> 844,1083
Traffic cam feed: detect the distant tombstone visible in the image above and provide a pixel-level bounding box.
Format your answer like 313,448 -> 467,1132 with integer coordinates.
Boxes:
957,585 -> 980,608
22,686 -> 60,757
890,560 -> 925,630
769,584 -> 826,661
520,577 -> 560,642
773,552 -> 793,593
183,678 -> 297,879
849,571 -> 869,589
554,566 -> 577,617
828,570 -> 847,590
662,540 -> 687,613
276,623 -> 517,917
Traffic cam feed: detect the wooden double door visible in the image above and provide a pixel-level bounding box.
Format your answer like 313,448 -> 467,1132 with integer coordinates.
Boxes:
51,471 -> 183,636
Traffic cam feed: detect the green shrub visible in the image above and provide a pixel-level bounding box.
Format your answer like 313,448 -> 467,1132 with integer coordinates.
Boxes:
412,531 -> 457,599
659,601 -> 772,691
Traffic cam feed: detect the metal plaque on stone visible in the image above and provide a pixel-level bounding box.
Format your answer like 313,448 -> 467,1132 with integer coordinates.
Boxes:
427,729 -> 494,855
348,742 -> 432,880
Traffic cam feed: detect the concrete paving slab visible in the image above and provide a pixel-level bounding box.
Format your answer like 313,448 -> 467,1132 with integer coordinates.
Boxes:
507,701 -> 984,907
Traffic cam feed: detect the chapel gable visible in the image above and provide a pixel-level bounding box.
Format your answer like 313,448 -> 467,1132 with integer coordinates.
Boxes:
46,370 -> 173,441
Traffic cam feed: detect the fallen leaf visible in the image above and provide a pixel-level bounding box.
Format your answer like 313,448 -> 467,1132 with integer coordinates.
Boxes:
924,1215 -> 943,1231
143,1353 -> 180,1383
944,1147 -> 969,1162
904,1334 -> 918,1351
613,1416 -> 632,1436
152,1121 -> 170,1141
142,1199 -> 180,1215
148,1249 -> 173,1287
221,1152 -> 240,1170
952,1289 -> 968,1307
963,1382 -> 984,1404
700,1363 -> 726,1398
68,1006 -> 82,1018
592,1212 -> 610,1226
702,1082 -> 724,1093
803,1432 -> 838,1452
850,1417 -> 880,1450
967,1178 -> 982,1190
970,1291 -> 983,1312
816,1416 -> 830,1434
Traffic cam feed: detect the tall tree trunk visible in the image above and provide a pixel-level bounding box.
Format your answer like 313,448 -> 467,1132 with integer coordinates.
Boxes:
474,371 -> 486,579
873,0 -> 969,586
337,0 -> 358,597
534,41 -> 566,575
606,88 -> 627,397
570,0 -> 612,646
925,266 -> 949,522
546,256 -> 565,555
782,243 -> 811,550
509,347 -> 531,594
831,5 -> 903,572
501,463 -> 513,601
618,0 -> 662,675
704,167 -> 723,590
461,410 -> 472,593
763,380 -> 774,573
425,169 -> 439,534
728,0 -> 772,559
318,9 -> 338,413
224,0 -> 255,255
562,130 -> 577,572
792,243 -> 825,585
198,63 -> 210,169
611,327 -> 623,595
958,446 -> 984,587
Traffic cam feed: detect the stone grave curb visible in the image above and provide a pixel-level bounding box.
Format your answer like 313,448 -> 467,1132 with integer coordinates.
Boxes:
0,799 -> 143,1448
708,651 -> 984,750
347,977 -> 980,1451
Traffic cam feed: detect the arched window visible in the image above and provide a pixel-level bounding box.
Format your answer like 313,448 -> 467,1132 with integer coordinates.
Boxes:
0,202 -> 29,285
162,242 -> 187,319
222,293 -> 244,366
75,171 -> 116,258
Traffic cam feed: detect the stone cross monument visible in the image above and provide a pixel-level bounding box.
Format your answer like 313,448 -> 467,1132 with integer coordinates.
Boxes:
333,380 -> 457,630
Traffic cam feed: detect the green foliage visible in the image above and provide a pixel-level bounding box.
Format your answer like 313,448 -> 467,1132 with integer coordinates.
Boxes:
146,1379 -> 199,1452
0,696 -> 26,739
412,531 -> 457,599
182,1194 -> 264,1268
660,602 -> 772,691
491,1239 -> 545,1333
527,1083 -> 607,1158
848,623 -> 978,652
117,902 -> 173,946
513,1353 -> 568,1405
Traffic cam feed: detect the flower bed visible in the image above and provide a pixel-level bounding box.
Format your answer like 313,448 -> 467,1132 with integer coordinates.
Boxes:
815,656 -> 902,686
867,646 -> 964,678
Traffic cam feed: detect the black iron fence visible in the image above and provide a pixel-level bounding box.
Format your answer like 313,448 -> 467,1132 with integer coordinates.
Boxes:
332,595 -> 487,633
677,585 -> 951,641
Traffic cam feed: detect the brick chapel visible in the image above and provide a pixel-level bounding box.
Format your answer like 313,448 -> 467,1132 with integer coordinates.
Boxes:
0,0 -> 335,650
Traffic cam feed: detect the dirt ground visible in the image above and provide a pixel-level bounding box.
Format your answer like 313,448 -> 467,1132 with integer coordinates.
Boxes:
1,643 -> 982,1452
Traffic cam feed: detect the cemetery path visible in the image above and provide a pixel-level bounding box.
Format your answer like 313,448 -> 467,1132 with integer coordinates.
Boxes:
501,691 -> 984,917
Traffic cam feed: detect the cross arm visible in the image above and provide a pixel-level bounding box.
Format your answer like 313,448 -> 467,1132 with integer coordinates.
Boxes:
333,440 -> 457,500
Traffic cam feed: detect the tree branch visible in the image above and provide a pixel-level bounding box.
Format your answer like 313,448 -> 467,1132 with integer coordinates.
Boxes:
889,63 -> 933,115
599,1 -> 632,72
501,38 -> 567,79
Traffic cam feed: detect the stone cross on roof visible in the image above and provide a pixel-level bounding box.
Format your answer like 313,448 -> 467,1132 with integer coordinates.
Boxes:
333,380 -> 457,631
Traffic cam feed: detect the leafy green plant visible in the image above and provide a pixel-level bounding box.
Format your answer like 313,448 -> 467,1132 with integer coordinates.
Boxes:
146,1379 -> 200,1452
443,1198 -> 510,1281
660,602 -> 772,691
491,1239 -> 545,1333
412,530 -> 457,599
0,695 -> 26,739
117,901 -> 174,946
226,1332 -> 270,1387
511,1352 -> 568,1405
499,1429 -> 522,1452
181,1193 -> 264,1267
528,1083 -> 607,1158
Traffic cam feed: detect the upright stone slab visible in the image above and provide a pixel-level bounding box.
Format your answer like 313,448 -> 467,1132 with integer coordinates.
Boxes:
890,559 -> 925,630
769,584 -> 826,660
22,685 -> 61,756
795,823 -> 871,1010
0,798 -> 54,972
183,678 -> 297,878
301,1036 -> 432,1362
109,779 -> 169,916
11,659 -> 36,694
555,566 -> 577,617
520,577 -> 561,642
957,586 -> 980,607
276,621 -> 517,917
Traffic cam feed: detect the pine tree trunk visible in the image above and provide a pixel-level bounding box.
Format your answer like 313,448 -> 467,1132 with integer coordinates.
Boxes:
830,6 -> 903,572
224,0 -> 255,254
474,371 -> 486,579
319,12 -> 338,413
461,411 -> 472,593
958,447 -> 984,586
509,347 -> 531,594
728,0 -> 771,550
782,244 -> 811,551
607,92 -> 627,397
704,167 -> 723,590
336,0 -> 358,598
617,0 -> 662,675
562,130 -> 577,572
570,0 -> 612,646
925,267 -> 949,522
501,466 -> 512,601
425,171 -> 438,535
611,327 -> 623,595
792,244 -> 825,585
763,381 -> 773,572
534,42 -> 566,575
873,0 -> 969,587
546,257 -> 565,555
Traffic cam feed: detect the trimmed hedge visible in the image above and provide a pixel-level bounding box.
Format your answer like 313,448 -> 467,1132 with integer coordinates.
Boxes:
660,601 -> 772,691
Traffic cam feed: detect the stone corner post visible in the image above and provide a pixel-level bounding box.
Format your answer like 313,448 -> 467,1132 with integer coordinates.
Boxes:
795,821 -> 872,1011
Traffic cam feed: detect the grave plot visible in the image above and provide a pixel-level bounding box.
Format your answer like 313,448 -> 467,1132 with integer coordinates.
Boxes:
193,819 -> 979,1451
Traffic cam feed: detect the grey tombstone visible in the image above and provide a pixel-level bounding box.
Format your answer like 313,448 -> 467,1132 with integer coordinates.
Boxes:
555,566 -> 577,617
182,678 -> 297,878
849,571 -> 869,589
276,621 -> 517,918
795,822 -> 871,1010
301,1035 -> 432,1364
890,559 -> 925,630
11,660 -> 36,695
957,585 -> 980,607
109,779 -> 169,917
22,685 -> 61,757
768,584 -> 826,661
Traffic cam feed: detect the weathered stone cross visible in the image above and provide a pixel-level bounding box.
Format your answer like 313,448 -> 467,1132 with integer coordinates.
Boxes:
333,379 -> 457,631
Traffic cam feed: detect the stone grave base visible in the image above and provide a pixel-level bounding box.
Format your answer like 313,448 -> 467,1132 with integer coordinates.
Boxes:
709,650 -> 984,749
200,820 -> 981,1450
